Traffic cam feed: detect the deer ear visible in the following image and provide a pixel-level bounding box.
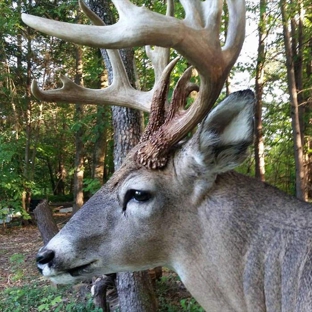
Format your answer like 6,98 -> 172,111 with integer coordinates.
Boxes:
192,89 -> 255,173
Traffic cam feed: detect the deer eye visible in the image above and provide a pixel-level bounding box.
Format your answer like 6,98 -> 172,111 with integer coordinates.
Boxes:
133,190 -> 151,202
123,190 -> 152,210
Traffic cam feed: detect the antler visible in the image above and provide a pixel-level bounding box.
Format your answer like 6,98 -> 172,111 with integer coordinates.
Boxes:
22,0 -> 246,169
27,0 -> 174,113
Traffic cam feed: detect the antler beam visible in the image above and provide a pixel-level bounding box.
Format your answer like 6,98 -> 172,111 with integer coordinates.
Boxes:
27,0 -> 176,112
31,77 -> 152,112
22,0 -> 245,79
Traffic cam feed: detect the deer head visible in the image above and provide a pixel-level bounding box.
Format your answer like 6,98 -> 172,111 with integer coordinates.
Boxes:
21,1 -> 264,311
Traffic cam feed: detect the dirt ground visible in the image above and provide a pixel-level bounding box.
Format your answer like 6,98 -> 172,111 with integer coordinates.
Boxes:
0,223 -> 45,291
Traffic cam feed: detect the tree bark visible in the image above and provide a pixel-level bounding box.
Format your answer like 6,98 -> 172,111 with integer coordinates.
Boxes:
55,121 -> 67,196
86,1 -> 158,311
33,200 -> 59,245
290,0 -> 304,139
280,0 -> 306,200
92,106 -> 107,185
73,36 -> 85,214
117,272 -> 157,312
46,157 -> 56,195
21,0 -> 33,213
303,3 -> 312,198
254,0 -> 267,182
92,54 -> 110,185
290,0 -> 309,200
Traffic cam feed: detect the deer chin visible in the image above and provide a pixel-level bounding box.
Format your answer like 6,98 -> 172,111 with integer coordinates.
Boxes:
39,260 -> 99,284
49,273 -> 80,285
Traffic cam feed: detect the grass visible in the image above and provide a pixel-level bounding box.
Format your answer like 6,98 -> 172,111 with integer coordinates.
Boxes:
0,272 -> 204,312
0,283 -> 102,312
155,274 -> 205,312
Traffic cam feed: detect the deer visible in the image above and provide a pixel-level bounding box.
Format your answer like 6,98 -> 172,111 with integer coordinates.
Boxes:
21,1 -> 312,311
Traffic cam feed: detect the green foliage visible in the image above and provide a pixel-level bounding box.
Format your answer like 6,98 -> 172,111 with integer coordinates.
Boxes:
9,253 -> 25,265
83,178 -> 102,196
0,284 -> 103,312
163,296 -> 203,311
0,0 -> 115,210
0,134 -> 30,220
8,253 -> 25,282
180,298 -> 205,312
48,194 -> 74,203
156,275 -> 204,312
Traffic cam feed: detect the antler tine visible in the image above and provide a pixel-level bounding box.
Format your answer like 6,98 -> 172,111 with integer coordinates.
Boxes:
165,67 -> 199,121
140,57 -> 180,144
29,0 -> 153,112
78,0 -> 103,26
31,77 -> 152,112
21,2 -> 182,50
145,0 -> 174,84
79,0 -> 129,90
223,0 -> 246,67
137,64 -> 201,169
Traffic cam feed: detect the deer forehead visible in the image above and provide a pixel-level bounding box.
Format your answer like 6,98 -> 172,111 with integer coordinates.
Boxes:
111,163 -> 176,194
108,144 -> 172,184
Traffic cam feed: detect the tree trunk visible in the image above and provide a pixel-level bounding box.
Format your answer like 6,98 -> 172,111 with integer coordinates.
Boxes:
290,0 -> 304,140
112,105 -> 142,169
92,65 -> 109,185
46,157 -> 56,195
86,1 -> 158,311
290,0 -> 309,200
56,122 -> 67,196
73,41 -> 85,214
117,272 -> 157,311
33,200 -> 59,245
304,3 -> 312,199
21,0 -> 33,213
254,0 -> 267,182
280,0 -> 306,200
92,106 -> 107,185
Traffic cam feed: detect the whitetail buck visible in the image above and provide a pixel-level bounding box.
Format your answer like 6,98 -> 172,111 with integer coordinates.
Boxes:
22,1 -> 312,311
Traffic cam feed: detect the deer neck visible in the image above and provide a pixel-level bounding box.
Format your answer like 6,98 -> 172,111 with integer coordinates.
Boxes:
170,171 -> 254,312
170,171 -> 312,312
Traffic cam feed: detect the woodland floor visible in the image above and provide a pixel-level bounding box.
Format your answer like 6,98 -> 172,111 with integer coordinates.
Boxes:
0,215 -> 196,312
0,223 -> 44,291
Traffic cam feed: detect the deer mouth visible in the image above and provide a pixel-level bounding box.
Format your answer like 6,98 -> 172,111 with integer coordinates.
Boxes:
67,261 -> 97,277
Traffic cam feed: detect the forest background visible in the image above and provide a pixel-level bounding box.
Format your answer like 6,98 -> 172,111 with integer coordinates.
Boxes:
0,0 -> 312,221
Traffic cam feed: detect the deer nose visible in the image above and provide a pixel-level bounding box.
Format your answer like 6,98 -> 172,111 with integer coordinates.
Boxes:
36,249 -> 55,265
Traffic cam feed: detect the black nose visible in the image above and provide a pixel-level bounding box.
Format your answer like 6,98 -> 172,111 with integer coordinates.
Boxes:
36,249 -> 55,265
